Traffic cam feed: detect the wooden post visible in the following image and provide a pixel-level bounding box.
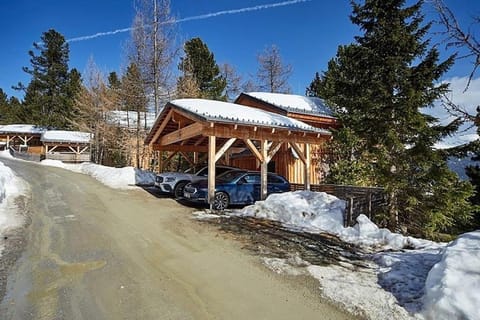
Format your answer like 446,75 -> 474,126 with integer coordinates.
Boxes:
260,140 -> 268,200
208,135 -> 216,208
193,152 -> 198,165
367,192 -> 372,219
304,143 -> 311,190
6,135 -> 9,148
158,151 -> 163,172
346,197 -> 354,227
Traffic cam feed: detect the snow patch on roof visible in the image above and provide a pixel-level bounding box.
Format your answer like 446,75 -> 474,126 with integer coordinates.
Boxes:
0,124 -> 46,134
170,99 -> 330,134
41,131 -> 91,143
245,92 -> 334,117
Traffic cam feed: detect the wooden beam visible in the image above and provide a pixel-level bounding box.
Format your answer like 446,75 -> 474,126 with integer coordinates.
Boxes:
243,139 -> 263,162
79,146 -> 89,154
267,141 -> 283,163
214,138 -> 236,163
159,122 -> 204,146
194,136 -> 206,146
151,144 -> 208,153
290,142 -> 307,164
207,136 -> 216,208
148,108 -> 174,146
179,151 -> 195,167
163,151 -> 178,168
304,143 -> 311,190
48,145 -> 59,153
204,125 -> 326,145
260,140 -> 268,200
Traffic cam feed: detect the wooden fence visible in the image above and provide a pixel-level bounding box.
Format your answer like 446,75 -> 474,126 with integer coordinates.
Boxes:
45,153 -> 91,163
290,183 -> 386,227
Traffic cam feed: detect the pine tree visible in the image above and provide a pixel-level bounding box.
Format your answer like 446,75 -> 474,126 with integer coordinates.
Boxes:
306,72 -> 322,97
315,0 -> 474,237
0,89 -> 9,124
17,29 -> 81,129
178,38 -> 226,100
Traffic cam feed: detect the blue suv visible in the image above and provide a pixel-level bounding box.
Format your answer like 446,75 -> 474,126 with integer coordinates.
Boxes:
183,170 -> 290,210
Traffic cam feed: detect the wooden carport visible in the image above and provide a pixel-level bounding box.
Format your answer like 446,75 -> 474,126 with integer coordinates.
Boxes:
145,99 -> 331,208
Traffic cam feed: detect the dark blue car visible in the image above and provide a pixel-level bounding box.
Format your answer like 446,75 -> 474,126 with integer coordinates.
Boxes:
183,170 -> 290,210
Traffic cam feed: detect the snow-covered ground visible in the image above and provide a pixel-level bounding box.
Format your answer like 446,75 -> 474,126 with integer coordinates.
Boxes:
204,191 -> 479,320
1,150 -> 478,319
40,159 -> 155,189
0,150 -> 155,189
0,158 -> 28,257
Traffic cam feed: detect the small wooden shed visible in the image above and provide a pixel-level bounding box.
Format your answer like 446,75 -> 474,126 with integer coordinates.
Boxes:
145,98 -> 331,207
234,92 -> 339,184
41,130 -> 92,163
0,124 -> 45,154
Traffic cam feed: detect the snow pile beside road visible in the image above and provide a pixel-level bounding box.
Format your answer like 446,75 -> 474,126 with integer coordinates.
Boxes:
236,191 -> 432,250
41,160 -> 155,189
423,230 -> 480,320
0,161 -> 28,255
0,150 -> 14,159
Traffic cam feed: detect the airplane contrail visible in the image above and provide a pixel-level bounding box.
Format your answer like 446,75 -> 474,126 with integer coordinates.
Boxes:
67,0 -> 310,43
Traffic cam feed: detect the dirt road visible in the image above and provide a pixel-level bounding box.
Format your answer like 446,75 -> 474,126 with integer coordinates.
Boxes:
0,159 -> 352,320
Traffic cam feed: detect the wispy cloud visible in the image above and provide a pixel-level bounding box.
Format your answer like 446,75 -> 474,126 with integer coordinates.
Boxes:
66,0 -> 310,43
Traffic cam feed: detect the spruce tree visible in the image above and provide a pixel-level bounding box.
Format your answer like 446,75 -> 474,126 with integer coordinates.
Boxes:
18,29 -> 81,129
315,0 -> 474,237
178,38 -> 226,100
0,89 -> 8,124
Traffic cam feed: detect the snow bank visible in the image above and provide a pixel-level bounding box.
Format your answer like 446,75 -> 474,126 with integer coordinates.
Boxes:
0,149 -> 14,159
234,191 -> 432,250
423,230 -> 480,320
0,161 -> 28,255
41,160 -> 155,189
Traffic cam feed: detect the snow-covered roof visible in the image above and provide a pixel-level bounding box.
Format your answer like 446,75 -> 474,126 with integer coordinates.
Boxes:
0,124 -> 46,134
169,99 -> 330,134
41,130 -> 92,144
243,92 -> 334,117
106,111 -> 156,130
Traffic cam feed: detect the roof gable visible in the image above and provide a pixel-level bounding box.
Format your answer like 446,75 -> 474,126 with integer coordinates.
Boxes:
169,99 -> 328,133
238,92 -> 334,118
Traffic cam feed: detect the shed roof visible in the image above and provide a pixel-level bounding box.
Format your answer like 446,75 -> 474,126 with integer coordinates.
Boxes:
239,92 -> 334,117
41,130 -> 92,144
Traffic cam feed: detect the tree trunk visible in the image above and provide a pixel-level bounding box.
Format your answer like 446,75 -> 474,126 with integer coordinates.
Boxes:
388,189 -> 399,231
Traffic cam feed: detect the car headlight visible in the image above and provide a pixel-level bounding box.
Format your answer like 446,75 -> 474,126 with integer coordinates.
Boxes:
165,177 -> 176,182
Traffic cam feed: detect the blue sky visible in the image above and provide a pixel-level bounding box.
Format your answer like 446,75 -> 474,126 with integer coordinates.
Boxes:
0,0 -> 479,99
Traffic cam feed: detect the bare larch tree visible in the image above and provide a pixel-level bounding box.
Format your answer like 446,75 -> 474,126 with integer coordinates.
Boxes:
256,45 -> 293,93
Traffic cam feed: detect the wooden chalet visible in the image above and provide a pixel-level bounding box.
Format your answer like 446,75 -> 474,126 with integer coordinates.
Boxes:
41,130 -> 92,163
234,92 -> 339,184
145,98 -> 332,207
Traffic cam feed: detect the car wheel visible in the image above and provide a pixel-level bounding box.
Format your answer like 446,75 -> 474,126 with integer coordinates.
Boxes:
213,192 -> 229,210
174,181 -> 188,198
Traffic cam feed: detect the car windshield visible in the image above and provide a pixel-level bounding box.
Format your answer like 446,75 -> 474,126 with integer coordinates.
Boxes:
216,170 -> 247,183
